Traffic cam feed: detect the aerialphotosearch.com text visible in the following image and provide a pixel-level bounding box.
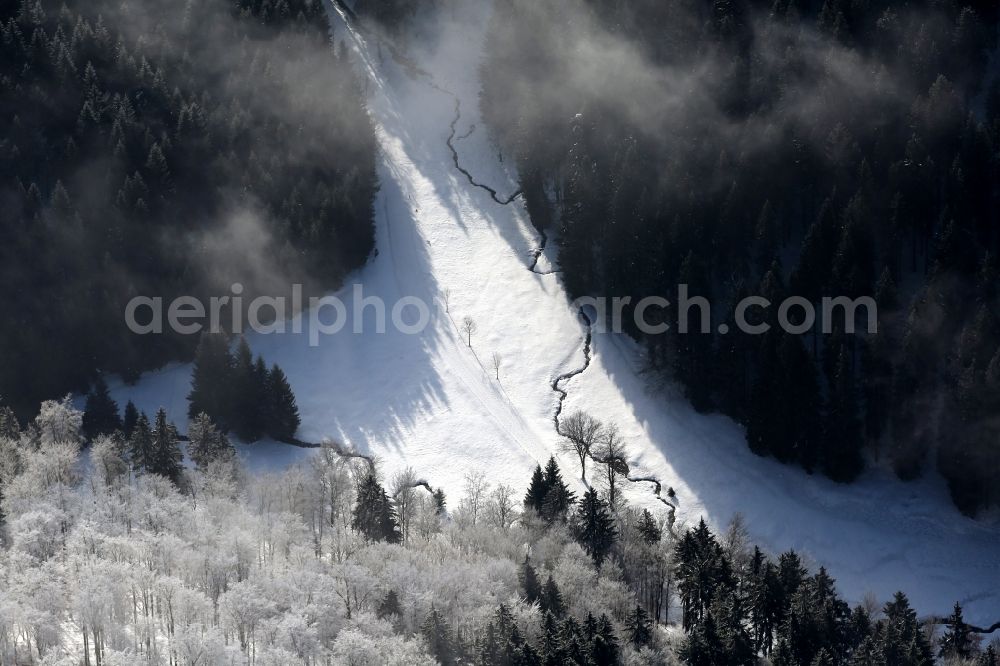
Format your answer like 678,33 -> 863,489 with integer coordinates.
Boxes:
125,283 -> 877,346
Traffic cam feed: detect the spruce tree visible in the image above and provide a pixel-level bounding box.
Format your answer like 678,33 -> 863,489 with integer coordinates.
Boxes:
573,489 -> 617,566
264,364 -> 300,441
523,464 -> 548,513
777,333 -> 823,471
636,508 -> 662,545
777,551 -> 807,600
540,611 -> 564,664
519,555 -> 541,604
187,412 -> 233,470
560,615 -> 587,664
938,603 -> 975,660
746,330 -> 782,458
421,606 -> 457,665
540,456 -> 575,522
749,555 -> 782,656
128,412 -> 154,474
230,339 -> 259,441
540,575 -> 565,618
625,605 -> 652,648
713,589 -> 755,665
82,376 -> 122,440
0,404 -> 20,439
432,488 -> 447,515
879,592 -> 934,665
187,333 -> 233,425
122,400 -> 139,438
823,345 -> 865,482
352,473 -> 401,543
376,590 -> 401,619
679,612 -> 724,666
150,408 -> 183,485
591,614 -> 619,665
675,520 -> 734,630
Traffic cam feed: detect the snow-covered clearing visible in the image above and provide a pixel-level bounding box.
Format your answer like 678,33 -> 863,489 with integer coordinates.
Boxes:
100,0 -> 999,624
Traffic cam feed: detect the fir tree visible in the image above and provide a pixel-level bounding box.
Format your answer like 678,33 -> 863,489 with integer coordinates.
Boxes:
352,472 -> 401,543
777,333 -> 823,470
573,489 -> 617,566
523,464 -> 548,513
625,605 -> 652,648
187,412 -> 234,470
230,339 -> 262,441
636,508 -> 662,545
0,404 -> 20,439
540,611 -> 564,664
938,603 -> 975,660
128,412 -> 154,474
540,575 -> 565,618
150,408 -> 183,485
421,605 -> 457,665
187,333 -> 233,425
432,488 -> 447,515
82,376 -> 122,440
679,612 -> 724,666
823,345 -> 865,482
264,363 -> 300,440
977,645 -> 998,666
560,615 -> 588,664
540,456 -> 575,522
122,400 -> 139,439
879,592 -> 934,665
376,590 -> 401,619
713,589 -> 755,665
590,614 -> 619,665
519,555 -> 542,604
675,519 -> 734,631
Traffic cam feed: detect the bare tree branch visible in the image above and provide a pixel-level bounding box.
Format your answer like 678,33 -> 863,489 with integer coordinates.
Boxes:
560,411 -> 602,480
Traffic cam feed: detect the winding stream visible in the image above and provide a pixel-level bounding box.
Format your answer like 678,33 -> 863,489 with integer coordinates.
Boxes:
330,0 -> 675,518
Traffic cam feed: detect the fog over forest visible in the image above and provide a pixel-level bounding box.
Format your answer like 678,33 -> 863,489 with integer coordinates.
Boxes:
1,0 -> 999,663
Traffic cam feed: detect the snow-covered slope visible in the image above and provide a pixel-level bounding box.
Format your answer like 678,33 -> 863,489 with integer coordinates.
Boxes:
104,0 -> 1000,623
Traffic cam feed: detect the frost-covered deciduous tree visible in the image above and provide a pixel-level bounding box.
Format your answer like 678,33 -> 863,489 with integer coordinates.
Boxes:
187,412 -> 234,471
459,470 -> 490,527
461,316 -> 477,347
33,395 -> 83,449
391,467 -> 418,545
90,433 -> 129,487
595,422 -> 628,510
82,376 -> 122,441
487,483 -> 519,531
560,411 -> 601,480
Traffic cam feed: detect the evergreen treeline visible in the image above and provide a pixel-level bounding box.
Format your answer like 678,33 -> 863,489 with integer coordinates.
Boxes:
355,452 -> 996,665
481,0 -> 1000,514
0,0 -> 378,418
188,333 -> 301,442
2,395 -> 995,664
80,376 -> 237,481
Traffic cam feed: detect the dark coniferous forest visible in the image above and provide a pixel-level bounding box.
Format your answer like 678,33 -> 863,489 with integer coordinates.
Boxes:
0,0 -> 998,662
0,0 -> 378,418
481,0 -> 1000,515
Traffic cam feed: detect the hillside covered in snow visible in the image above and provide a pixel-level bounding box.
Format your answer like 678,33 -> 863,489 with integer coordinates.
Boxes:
91,0 -> 1000,627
